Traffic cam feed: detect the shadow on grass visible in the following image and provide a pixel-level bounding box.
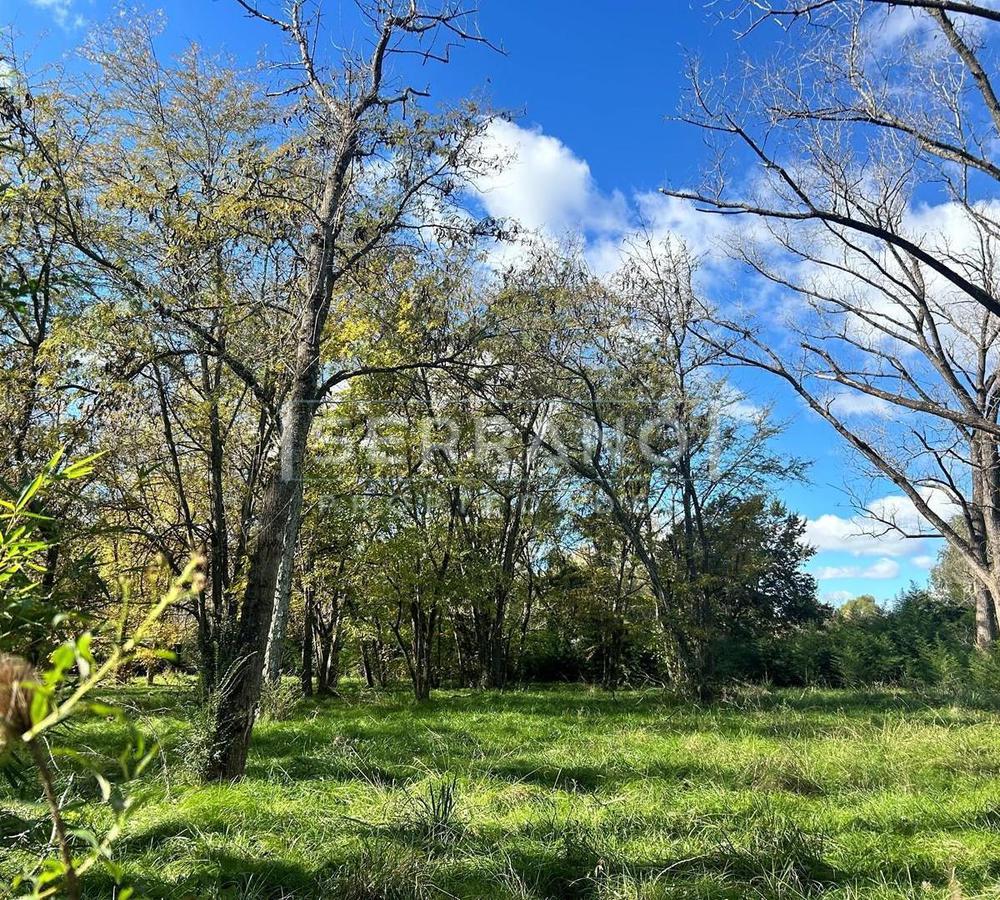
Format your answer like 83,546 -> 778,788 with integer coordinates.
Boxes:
88,851 -> 320,899
485,757 -> 713,793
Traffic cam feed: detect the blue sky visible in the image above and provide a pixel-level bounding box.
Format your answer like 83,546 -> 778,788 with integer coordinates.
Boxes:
6,0 -> 946,605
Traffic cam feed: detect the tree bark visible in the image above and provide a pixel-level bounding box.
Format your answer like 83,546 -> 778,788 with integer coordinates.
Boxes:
975,582 -> 999,649
201,361 -> 316,780
360,639 -> 375,688
301,584 -> 314,697
264,485 -> 304,685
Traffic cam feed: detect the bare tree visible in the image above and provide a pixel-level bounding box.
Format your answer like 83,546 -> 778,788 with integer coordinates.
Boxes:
669,0 -> 1000,643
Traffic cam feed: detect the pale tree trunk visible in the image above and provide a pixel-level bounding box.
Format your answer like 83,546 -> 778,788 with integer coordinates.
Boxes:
975,583 -> 999,649
301,582 -> 315,697
971,437 -> 995,648
315,592 -> 345,695
264,484 -> 304,685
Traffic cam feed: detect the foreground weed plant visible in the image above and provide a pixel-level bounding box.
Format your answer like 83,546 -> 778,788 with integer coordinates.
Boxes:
408,775 -> 461,847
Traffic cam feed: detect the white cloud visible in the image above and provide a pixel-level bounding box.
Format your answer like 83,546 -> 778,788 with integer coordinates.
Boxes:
866,2 -> 992,52
745,185 -> 1000,360
634,191 -> 735,262
865,557 -> 901,579
469,121 -> 778,292
806,512 -> 907,557
866,7 -> 929,49
29,0 -> 84,29
815,557 -> 900,580
827,390 -> 895,419
912,554 -> 936,570
821,589 -> 854,606
470,122 -> 755,278
868,488 -> 959,535
727,398 -> 765,422
815,564 -> 857,579
473,120 -> 628,239
805,488 -> 956,557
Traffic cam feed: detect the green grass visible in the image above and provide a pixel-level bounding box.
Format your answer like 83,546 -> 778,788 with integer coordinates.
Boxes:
5,683 -> 1000,898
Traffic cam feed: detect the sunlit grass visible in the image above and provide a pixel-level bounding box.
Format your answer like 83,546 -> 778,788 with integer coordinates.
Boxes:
4,683 -> 1000,898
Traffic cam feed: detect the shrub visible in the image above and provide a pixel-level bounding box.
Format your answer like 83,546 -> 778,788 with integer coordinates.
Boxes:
753,587 -> 979,693
967,647 -> 1000,701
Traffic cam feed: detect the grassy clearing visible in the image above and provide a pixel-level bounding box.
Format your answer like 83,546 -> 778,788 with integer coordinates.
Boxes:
4,684 -> 1000,898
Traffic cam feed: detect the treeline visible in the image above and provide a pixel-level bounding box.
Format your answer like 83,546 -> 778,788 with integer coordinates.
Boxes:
272,573 -> 994,700
272,490 -> 823,699
754,589 -> 995,692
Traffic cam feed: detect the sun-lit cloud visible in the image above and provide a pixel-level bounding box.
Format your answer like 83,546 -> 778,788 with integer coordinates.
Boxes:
826,390 -> 895,419
469,121 -> 752,278
633,191 -> 736,261
473,120 -> 628,239
865,1 -> 992,54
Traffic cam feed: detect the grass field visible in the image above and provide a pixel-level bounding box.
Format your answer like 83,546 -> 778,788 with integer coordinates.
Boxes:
4,683 -> 1000,899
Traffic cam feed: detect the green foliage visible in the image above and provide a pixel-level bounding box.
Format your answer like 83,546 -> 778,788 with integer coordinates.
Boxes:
967,647 -> 1000,699
0,450 -> 99,654
759,586 -> 982,694
837,594 -> 881,622
514,495 -> 826,690
258,678 -> 303,723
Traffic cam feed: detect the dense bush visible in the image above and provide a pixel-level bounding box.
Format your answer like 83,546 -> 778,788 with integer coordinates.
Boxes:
753,586 -> 987,692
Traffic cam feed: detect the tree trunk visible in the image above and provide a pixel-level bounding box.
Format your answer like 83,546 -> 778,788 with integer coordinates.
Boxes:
971,436 -> 999,649
302,586 -> 314,697
316,632 -> 339,695
360,639 -> 375,688
316,640 -> 331,694
483,616 -> 508,689
413,602 -> 438,701
325,631 -> 343,691
264,486 -> 304,686
201,365 -> 316,781
601,618 -> 624,690
976,583 -> 999,649
196,602 -> 217,699
202,350 -> 231,682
